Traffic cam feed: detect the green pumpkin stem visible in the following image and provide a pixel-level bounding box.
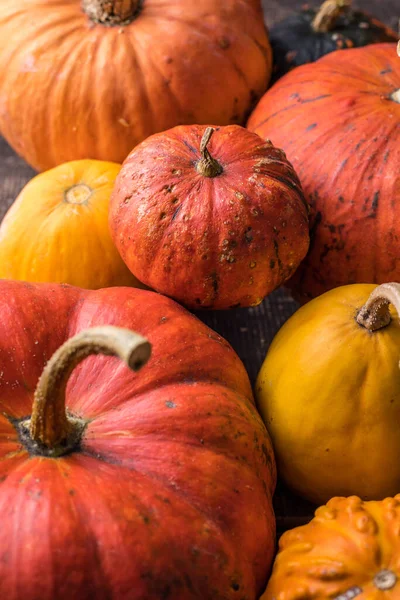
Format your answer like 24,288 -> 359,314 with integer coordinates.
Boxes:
356,283 -> 400,332
311,0 -> 351,33
29,326 -> 151,450
196,128 -> 223,178
81,0 -> 142,25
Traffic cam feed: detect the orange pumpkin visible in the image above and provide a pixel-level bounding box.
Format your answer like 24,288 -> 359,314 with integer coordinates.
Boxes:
262,495 -> 400,599
109,125 -> 309,309
0,160 -> 140,289
248,42 -> 400,302
0,0 -> 272,171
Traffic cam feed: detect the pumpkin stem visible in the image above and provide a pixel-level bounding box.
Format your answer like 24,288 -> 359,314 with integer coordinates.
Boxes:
196,128 -> 223,178
28,326 -> 151,452
82,0 -> 142,26
356,283 -> 400,332
311,0 -> 351,33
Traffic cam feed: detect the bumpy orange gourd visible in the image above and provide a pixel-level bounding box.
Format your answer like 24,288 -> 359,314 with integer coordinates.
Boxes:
248,43 -> 400,302
109,125 -> 309,310
0,160 -> 140,289
256,282 -> 400,505
0,0 -> 272,171
262,495 -> 400,600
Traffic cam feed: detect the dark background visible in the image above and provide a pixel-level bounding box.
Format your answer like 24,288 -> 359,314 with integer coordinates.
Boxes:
0,0 -> 397,533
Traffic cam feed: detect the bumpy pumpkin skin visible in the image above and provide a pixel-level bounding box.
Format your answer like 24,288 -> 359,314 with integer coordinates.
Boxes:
248,44 -> 400,302
0,0 -> 271,172
0,160 -> 142,289
256,283 -> 400,505
109,124 -> 309,310
0,280 -> 276,600
270,5 -> 397,81
262,495 -> 400,600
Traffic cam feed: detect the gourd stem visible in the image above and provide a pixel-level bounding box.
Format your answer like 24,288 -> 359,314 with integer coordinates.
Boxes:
196,128 -> 223,178
30,326 -> 151,449
311,0 -> 351,33
356,283 -> 400,332
81,0 -> 142,25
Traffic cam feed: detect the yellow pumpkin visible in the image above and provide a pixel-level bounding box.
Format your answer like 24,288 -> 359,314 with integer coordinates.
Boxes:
256,282 -> 400,504
262,495 -> 400,600
0,160 -> 141,289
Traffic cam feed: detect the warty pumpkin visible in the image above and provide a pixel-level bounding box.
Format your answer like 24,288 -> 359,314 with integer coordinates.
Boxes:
109,124 -> 310,310
262,495 -> 400,600
248,42 -> 400,302
0,280 -> 276,600
0,0 -> 272,172
0,159 -> 141,289
269,0 -> 397,81
256,282 -> 400,505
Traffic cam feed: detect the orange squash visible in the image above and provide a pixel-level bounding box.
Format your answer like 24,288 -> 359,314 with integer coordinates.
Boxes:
0,0 -> 272,171
0,160 -> 140,289
262,495 -> 400,599
248,42 -> 400,302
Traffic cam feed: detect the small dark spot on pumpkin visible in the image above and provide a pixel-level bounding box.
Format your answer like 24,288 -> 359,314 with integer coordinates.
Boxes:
338,196 -> 345,204
171,197 -> 179,204
165,401 -> 176,408
171,204 -> 182,221
390,398 -> 395,403
244,227 -> 253,243
218,36 -> 231,49
165,56 -> 173,64
69,489 -> 76,495
195,298 -> 201,304
160,316 -> 168,324
328,224 -> 336,233
380,67 -> 392,75
200,439 -> 204,445
163,184 -> 175,193
142,515 -> 150,524
231,582 -> 240,591
230,303 -> 241,309
371,191 -> 380,213
270,259 -> 275,269
306,123 -> 317,131
325,448 -> 330,452
159,212 -> 166,220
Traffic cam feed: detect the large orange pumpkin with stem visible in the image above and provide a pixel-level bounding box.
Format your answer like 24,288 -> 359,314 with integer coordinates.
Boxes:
0,160 -> 141,289
0,0 -> 271,172
109,124 -> 310,310
0,280 -> 276,600
248,42 -> 400,302
262,495 -> 400,600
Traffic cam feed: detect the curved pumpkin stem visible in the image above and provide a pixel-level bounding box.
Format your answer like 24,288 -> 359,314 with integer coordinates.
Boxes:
196,128 -> 223,178
29,326 -> 151,450
311,0 -> 351,33
82,0 -> 142,25
356,283 -> 400,332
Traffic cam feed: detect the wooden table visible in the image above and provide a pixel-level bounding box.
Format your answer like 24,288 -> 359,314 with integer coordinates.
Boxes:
0,0 -> 397,537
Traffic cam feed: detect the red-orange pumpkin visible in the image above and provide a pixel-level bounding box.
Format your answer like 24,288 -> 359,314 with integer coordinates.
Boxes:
248,43 -> 400,302
109,124 -> 310,309
0,280 -> 276,599
0,0 -> 272,172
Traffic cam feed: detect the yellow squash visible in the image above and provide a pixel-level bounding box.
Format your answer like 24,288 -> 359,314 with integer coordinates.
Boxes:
256,283 -> 400,504
262,495 -> 400,600
0,160 -> 141,289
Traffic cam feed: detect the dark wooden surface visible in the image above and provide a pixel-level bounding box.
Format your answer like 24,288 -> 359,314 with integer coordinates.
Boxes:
0,0 -> 397,536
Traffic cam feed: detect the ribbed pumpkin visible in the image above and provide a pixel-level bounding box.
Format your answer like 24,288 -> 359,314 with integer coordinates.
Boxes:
0,280 -> 276,599
262,495 -> 400,600
0,0 -> 271,172
248,43 -> 400,302
109,124 -> 310,310
269,0 -> 397,81
0,160 -> 140,289
256,282 -> 400,505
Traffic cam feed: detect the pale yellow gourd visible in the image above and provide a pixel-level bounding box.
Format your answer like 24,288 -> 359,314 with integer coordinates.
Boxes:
256,283 -> 400,504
